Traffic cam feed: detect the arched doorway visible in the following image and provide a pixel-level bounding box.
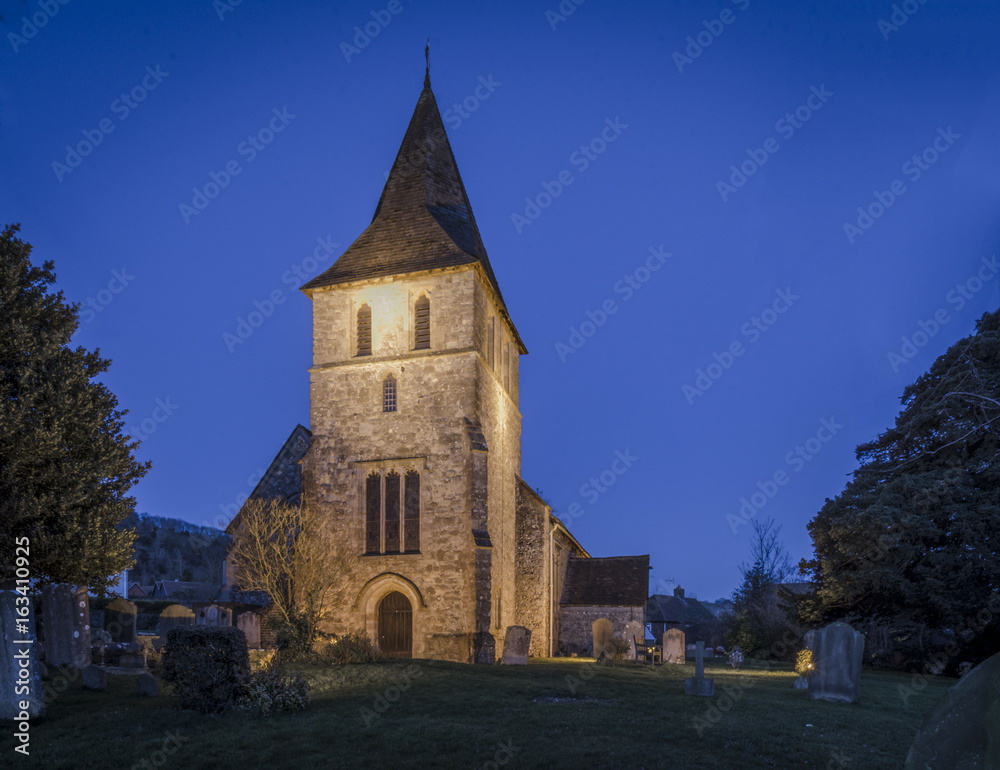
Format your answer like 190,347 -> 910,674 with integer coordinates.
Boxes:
378,591 -> 412,658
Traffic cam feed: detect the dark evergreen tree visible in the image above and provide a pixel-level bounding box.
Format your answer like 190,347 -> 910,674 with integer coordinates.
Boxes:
0,224 -> 149,592
800,308 -> 1000,650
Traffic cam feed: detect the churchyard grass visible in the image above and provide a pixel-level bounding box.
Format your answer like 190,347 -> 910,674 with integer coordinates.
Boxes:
6,656 -> 952,768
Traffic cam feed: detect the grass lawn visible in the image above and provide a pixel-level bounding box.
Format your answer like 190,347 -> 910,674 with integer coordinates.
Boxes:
6,657 -> 953,769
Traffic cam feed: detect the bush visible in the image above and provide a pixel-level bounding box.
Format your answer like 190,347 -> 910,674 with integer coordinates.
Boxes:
161,627 -> 250,714
324,631 -> 383,664
249,649 -> 278,673
237,664 -> 310,717
604,637 -> 631,663
795,649 -> 813,677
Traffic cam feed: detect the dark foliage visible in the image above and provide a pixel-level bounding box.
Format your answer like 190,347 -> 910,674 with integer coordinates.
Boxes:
161,626 -> 250,714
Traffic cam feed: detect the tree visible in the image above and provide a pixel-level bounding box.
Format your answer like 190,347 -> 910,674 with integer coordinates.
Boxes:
800,308 -> 1000,658
0,224 -> 149,592
728,517 -> 795,658
227,497 -> 354,654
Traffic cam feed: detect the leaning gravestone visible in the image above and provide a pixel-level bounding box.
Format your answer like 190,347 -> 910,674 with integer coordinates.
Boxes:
135,673 -> 159,697
624,621 -> 644,662
592,618 -> 614,659
156,605 -> 195,650
663,628 -> 686,664
809,622 -> 864,703
499,626 -> 531,665
81,666 -> 106,690
104,598 -> 137,644
236,612 -> 261,650
0,590 -> 45,720
41,584 -> 91,668
904,650 -> 1000,769
684,641 -> 715,696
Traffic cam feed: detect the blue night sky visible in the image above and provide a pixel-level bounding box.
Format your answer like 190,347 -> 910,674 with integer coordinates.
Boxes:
3,0 -> 999,602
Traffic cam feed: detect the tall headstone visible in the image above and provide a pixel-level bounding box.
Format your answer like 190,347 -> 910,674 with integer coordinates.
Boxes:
499,626 -> 531,665
623,621 -> 644,662
0,590 -> 45,720
158,604 -> 195,641
803,629 -> 816,652
41,584 -> 91,668
592,618 -> 614,659
663,628 -> 686,664
684,641 -> 715,696
904,650 -> 1000,769
236,612 -> 261,650
104,598 -> 137,644
808,622 -> 864,704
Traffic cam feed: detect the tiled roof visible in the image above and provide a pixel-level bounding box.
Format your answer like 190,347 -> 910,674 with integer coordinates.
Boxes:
301,79 -> 525,353
560,555 -> 649,607
646,594 -> 718,625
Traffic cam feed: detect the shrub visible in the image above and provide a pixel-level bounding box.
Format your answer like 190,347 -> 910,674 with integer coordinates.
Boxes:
249,649 -> 278,673
795,649 -> 813,677
237,664 -> 310,717
604,637 -> 631,663
324,631 -> 383,664
161,626 -> 250,714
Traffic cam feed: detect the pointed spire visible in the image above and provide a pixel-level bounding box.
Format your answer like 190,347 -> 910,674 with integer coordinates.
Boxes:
424,38 -> 430,89
303,65 -> 524,353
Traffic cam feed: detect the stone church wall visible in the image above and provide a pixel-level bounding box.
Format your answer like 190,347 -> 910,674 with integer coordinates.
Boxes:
514,480 -> 550,656
557,605 -> 645,657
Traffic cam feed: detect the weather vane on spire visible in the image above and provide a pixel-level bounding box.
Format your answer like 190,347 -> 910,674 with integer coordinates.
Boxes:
424,37 -> 430,88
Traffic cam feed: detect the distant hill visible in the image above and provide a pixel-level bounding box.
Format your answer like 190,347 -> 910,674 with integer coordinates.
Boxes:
120,512 -> 230,586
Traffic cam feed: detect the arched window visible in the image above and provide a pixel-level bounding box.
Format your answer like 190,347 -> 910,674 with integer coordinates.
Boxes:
414,294 -> 430,350
356,304 -> 372,356
383,375 -> 397,413
384,472 -> 400,553
404,471 -> 420,552
365,472 -> 381,554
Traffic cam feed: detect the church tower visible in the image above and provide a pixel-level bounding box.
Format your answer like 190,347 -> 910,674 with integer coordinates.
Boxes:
301,67 -> 526,663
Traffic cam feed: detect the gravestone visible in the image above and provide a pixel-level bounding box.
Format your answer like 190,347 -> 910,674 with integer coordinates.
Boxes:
195,605 -> 231,627
592,618 -> 614,659
136,673 -> 159,697
663,628 -> 686,664
157,604 -> 195,646
104,598 -> 137,644
0,590 -> 45,720
81,666 -> 106,690
803,629 -> 817,652
808,622 -> 864,704
499,626 -> 531,665
684,641 -> 715,696
904,650 -> 1000,769
623,621 -> 644,662
41,584 -> 91,668
236,612 -> 261,650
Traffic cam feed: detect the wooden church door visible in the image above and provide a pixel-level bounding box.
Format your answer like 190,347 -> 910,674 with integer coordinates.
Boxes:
378,591 -> 412,658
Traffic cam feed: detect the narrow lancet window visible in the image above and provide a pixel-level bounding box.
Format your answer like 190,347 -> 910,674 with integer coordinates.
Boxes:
357,304 -> 372,356
404,471 -> 420,552
384,472 -> 401,553
365,472 -> 381,554
383,375 -> 397,412
414,294 -> 430,350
